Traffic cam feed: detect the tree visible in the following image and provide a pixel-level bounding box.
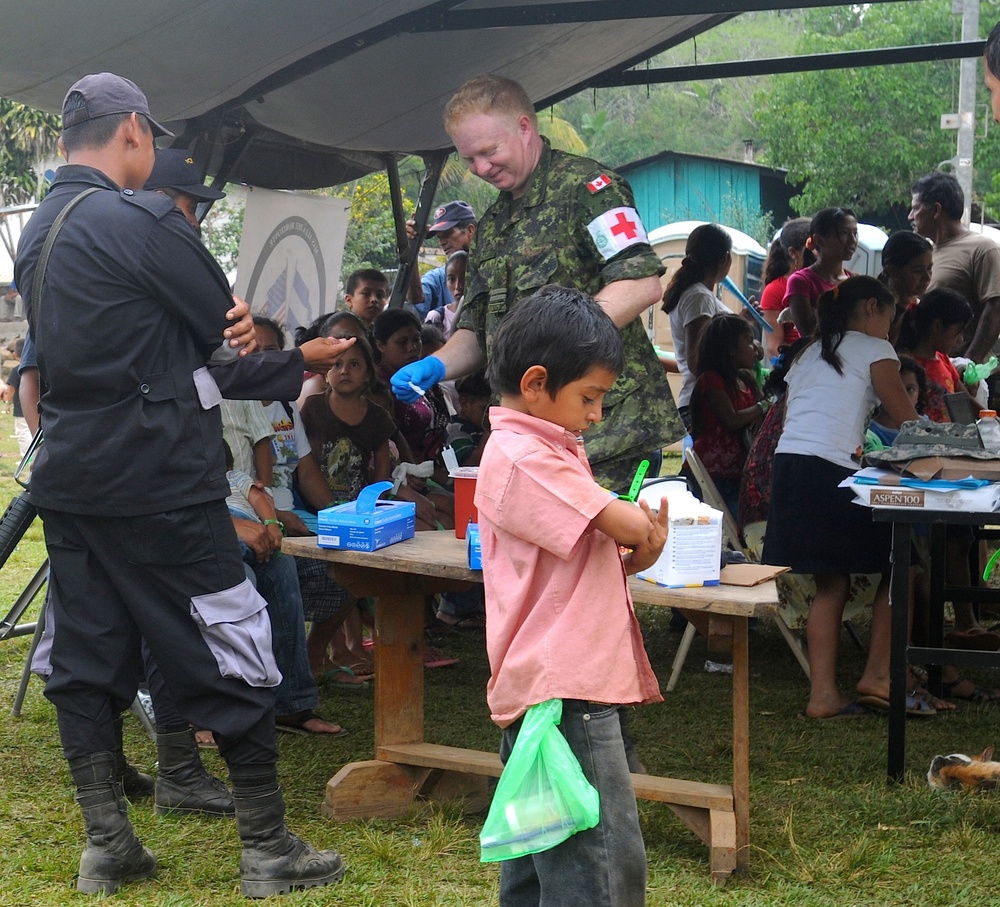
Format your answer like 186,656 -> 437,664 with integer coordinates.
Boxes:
0,98 -> 60,260
201,200 -> 245,275
555,10 -> 802,169
754,1 -> 1000,218
0,98 -> 59,206
330,171 -> 412,287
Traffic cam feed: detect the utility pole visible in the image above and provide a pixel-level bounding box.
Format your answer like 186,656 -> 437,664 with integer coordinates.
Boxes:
955,0 -> 980,225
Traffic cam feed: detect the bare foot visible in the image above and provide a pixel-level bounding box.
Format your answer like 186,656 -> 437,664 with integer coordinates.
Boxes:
300,716 -> 346,735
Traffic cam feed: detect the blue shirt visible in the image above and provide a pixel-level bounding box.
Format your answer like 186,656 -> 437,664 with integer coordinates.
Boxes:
419,266 -> 452,318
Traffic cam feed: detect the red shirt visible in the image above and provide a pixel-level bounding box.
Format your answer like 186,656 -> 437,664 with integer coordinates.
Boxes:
911,351 -> 961,423
760,275 -> 800,347
691,371 -> 757,481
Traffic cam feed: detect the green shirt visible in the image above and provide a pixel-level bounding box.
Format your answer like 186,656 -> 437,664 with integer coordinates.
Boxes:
459,139 -> 684,490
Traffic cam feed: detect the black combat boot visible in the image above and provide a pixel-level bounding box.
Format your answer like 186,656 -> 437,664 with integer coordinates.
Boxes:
69,752 -> 157,894
233,782 -> 345,897
154,728 -> 235,816
111,712 -> 154,801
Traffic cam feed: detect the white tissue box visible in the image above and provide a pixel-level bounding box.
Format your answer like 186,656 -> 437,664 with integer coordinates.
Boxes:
636,497 -> 723,588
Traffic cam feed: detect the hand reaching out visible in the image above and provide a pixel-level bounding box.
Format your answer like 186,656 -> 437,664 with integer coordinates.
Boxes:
623,497 -> 669,576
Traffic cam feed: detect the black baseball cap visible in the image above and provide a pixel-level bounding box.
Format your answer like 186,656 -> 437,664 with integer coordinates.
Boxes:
62,72 -> 173,138
144,149 -> 226,200
429,201 -> 476,233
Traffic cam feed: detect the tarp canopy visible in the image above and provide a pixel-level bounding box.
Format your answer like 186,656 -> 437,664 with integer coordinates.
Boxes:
0,0 -> 731,189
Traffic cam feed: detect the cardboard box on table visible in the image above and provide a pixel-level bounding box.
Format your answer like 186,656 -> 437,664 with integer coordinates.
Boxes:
842,466 -> 1000,512
891,456 -> 1000,482
637,497 -> 723,588
318,481 -> 416,551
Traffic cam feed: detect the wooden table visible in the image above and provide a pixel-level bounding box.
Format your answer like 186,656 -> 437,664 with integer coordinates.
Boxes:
284,533 -> 777,884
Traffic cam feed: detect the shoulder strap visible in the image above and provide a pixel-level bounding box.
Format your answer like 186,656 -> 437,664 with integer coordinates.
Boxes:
30,186 -> 103,329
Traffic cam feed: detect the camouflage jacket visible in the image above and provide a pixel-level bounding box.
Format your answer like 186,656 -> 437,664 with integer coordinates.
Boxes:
459,140 -> 684,488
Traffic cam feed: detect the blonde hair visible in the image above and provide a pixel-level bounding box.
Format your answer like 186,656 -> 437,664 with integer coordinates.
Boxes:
443,74 -> 537,133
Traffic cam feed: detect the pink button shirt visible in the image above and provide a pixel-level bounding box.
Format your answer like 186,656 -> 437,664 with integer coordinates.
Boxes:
475,406 -> 662,727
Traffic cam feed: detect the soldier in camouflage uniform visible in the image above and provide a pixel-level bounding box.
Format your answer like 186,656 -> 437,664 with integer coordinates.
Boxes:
392,74 -> 683,492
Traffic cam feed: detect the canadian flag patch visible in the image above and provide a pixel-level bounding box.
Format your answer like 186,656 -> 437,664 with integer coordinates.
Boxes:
587,173 -> 611,194
586,207 -> 648,260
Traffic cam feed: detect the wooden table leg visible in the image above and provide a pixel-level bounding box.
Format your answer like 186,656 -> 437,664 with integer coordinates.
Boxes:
320,567 -> 489,819
731,615 -> 750,873
374,591 -> 425,749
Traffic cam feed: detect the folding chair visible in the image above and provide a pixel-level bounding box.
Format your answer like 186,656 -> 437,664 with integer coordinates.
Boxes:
680,450 -> 870,686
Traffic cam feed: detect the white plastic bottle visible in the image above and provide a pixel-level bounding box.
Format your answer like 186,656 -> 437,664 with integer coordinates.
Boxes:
977,409 -> 1000,451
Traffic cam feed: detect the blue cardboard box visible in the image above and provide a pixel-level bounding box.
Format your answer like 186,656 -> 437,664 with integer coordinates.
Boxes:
317,481 -> 416,551
467,523 -> 482,570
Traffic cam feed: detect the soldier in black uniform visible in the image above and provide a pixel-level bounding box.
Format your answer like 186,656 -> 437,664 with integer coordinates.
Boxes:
15,72 -> 349,898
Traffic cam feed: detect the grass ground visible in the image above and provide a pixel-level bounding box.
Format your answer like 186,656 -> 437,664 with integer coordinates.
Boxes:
2,426 -> 1000,905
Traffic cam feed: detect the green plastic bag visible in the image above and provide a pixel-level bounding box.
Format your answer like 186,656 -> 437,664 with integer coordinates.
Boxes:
480,699 -> 601,863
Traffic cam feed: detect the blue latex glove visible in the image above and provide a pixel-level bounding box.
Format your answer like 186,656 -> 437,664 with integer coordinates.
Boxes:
390,356 -> 446,402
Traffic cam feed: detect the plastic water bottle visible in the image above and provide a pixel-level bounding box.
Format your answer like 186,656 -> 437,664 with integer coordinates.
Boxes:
977,409 -> 1000,451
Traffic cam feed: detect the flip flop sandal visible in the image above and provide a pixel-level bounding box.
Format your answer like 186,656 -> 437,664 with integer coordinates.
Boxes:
943,677 -> 1000,703
315,665 -> 371,689
856,694 -> 936,718
276,710 -> 348,737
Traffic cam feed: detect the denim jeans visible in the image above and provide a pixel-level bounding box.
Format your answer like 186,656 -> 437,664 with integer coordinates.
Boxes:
498,700 -> 647,907
240,541 -> 318,716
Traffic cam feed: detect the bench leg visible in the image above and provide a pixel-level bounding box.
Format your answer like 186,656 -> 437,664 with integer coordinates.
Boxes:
667,804 -> 737,885
323,760 -> 430,820
323,760 -> 494,820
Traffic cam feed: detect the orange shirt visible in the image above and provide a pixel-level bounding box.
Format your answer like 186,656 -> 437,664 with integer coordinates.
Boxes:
475,406 -> 662,727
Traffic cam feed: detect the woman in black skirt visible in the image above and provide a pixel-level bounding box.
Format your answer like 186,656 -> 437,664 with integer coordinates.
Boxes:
763,276 -> 918,719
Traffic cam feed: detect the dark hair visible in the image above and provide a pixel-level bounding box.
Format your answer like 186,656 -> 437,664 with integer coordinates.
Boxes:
252,315 -> 286,349
372,308 -> 422,346
988,20 -> 1000,81
764,336 -> 812,397
328,333 -> 377,393
456,370 -> 491,400
809,206 -> 857,240
61,93 -> 148,153
446,250 -> 468,268
345,268 -> 388,295
487,285 -> 625,397
294,310 -> 367,346
879,231 -> 932,283
690,315 -> 759,437
896,287 -> 974,351
661,223 -> 732,314
223,440 -> 234,470
763,217 -> 812,285
817,275 -> 894,375
420,324 -> 446,348
695,313 -> 755,388
911,172 -> 964,221
897,354 -> 928,416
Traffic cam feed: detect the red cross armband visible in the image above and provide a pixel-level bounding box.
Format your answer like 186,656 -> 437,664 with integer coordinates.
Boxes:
585,207 -> 648,261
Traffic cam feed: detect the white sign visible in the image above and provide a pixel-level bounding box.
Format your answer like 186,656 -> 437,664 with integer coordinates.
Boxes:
234,188 -> 350,340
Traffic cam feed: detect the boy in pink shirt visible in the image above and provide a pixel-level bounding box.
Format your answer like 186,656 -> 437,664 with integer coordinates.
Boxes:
475,286 -> 669,907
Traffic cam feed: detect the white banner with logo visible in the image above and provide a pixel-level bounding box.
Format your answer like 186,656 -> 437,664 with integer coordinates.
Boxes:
234,188 -> 350,341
